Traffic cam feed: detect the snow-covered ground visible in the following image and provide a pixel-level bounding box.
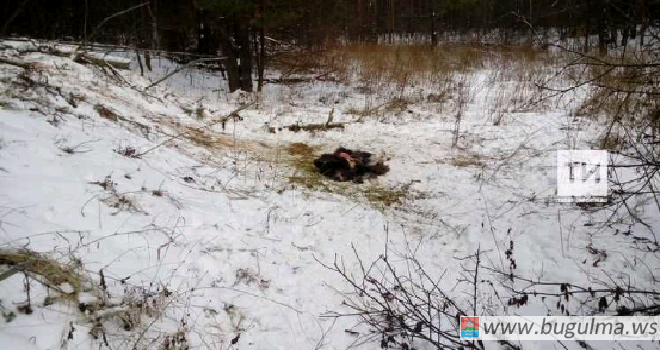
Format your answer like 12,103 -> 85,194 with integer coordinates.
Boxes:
1,41 -> 659,350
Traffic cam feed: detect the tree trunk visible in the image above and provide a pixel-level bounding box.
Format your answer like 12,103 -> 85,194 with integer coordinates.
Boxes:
583,25 -> 589,52
253,30 -> 260,90
639,17 -> 647,48
135,48 -> 144,76
431,12 -> 437,47
389,0 -> 395,44
253,0 -> 266,92
150,0 -> 158,51
258,3 -> 266,92
145,51 -> 152,71
597,7 -> 607,56
237,19 -> 253,92
197,9 -> 210,55
218,22 -> 240,93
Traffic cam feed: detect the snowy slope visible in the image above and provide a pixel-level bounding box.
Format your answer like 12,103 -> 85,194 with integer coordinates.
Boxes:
1,43 -> 659,350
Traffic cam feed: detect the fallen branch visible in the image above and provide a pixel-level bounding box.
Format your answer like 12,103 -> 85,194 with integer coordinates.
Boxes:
75,52 -> 131,70
0,57 -> 35,70
144,57 -> 226,91
269,122 -> 347,133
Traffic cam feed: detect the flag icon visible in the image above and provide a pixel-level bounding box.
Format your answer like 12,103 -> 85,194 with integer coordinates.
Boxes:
461,317 -> 479,338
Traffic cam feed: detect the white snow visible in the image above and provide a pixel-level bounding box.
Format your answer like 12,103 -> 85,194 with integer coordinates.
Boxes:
0,41 -> 658,350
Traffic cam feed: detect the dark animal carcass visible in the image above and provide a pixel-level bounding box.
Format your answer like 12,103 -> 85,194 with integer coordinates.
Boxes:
313,147 -> 390,183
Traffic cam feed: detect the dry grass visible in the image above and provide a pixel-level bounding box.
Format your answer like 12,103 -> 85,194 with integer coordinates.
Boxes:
0,248 -> 88,300
270,50 -> 336,78
346,105 -> 381,120
595,133 -> 627,151
285,143 -> 329,190
557,50 -> 657,119
284,142 -> 410,207
382,96 -> 410,114
182,126 -> 236,149
428,153 -> 488,168
575,61 -> 660,143
449,154 -> 486,168
425,92 -> 449,104
275,43 -> 558,123
95,104 -> 119,121
363,186 -> 407,207
158,118 -> 272,155
345,96 -> 412,120
278,43 -> 551,86
272,43 -> 552,86
287,142 -> 316,156
102,193 -> 145,215
0,248 -> 184,348
328,44 -> 481,87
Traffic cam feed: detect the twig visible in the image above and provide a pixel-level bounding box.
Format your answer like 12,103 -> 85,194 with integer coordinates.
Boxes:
0,0 -> 33,36
198,286 -> 302,314
84,2 -> 150,46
